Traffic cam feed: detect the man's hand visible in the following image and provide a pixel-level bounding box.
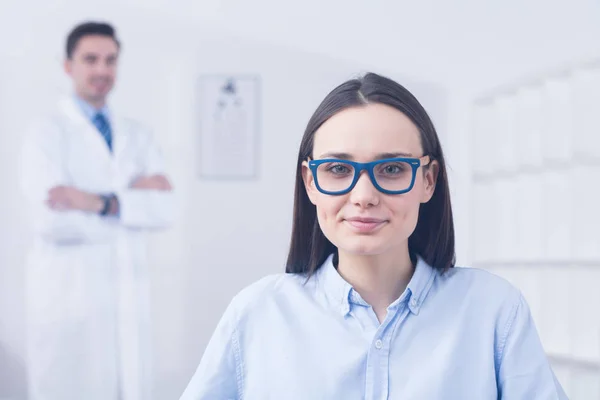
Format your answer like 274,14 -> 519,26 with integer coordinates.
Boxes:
47,186 -> 104,213
131,175 -> 173,191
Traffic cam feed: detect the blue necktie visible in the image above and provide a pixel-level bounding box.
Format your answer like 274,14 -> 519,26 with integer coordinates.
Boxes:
93,113 -> 113,152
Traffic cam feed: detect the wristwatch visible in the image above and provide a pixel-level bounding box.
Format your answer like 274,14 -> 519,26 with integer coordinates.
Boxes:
99,194 -> 115,216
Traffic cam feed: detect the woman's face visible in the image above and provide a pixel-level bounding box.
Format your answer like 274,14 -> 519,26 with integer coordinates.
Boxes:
302,103 -> 438,257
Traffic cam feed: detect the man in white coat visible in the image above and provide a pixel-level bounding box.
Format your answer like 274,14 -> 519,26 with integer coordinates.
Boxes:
19,21 -> 175,400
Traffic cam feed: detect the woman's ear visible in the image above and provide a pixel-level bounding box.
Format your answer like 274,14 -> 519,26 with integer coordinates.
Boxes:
421,160 -> 439,203
302,161 -> 318,205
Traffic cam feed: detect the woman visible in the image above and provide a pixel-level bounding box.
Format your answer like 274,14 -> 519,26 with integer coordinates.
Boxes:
180,73 -> 567,399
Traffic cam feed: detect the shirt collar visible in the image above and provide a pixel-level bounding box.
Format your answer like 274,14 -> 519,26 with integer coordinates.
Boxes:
404,254 -> 437,315
317,253 -> 437,317
73,95 -> 110,122
317,254 -> 353,317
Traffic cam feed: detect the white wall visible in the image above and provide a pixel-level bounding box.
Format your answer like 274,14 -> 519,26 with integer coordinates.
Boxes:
116,0 -> 600,89
0,4 -> 447,399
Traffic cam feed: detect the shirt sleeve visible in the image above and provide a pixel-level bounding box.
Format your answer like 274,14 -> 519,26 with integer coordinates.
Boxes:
179,299 -> 243,400
497,292 -> 568,399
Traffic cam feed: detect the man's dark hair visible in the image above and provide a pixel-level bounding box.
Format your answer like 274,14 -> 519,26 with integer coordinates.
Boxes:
66,21 -> 120,59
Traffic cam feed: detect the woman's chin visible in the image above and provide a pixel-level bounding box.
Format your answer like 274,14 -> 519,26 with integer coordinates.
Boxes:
337,238 -> 388,257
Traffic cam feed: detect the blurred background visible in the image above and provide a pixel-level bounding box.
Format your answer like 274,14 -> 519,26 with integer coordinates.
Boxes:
0,0 -> 599,398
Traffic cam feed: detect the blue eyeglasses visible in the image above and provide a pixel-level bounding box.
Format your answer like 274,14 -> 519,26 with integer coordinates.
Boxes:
308,156 -> 431,195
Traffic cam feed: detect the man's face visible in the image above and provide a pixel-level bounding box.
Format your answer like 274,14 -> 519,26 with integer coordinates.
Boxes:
64,35 -> 119,106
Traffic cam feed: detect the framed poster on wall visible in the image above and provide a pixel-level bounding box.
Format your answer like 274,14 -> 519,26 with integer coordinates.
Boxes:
196,74 -> 261,180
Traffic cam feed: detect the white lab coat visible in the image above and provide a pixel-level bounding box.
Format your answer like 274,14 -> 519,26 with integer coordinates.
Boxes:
19,96 -> 175,400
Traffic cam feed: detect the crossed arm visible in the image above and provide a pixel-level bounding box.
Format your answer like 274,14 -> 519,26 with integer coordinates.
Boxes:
46,174 -> 173,215
20,122 -> 176,244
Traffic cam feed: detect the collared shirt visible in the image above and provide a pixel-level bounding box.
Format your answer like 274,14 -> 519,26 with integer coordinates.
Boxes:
73,95 -> 111,123
180,254 -> 567,400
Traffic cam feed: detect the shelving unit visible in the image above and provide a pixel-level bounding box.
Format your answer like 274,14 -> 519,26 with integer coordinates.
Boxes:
470,61 -> 600,399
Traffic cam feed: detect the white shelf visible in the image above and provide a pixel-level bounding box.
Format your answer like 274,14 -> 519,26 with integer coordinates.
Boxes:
548,353 -> 600,372
472,157 -> 600,183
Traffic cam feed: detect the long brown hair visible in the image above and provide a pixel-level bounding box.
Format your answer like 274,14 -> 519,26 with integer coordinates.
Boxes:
285,72 -> 455,276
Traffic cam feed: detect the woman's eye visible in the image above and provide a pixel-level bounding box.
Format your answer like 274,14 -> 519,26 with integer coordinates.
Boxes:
322,163 -> 352,174
377,162 -> 409,175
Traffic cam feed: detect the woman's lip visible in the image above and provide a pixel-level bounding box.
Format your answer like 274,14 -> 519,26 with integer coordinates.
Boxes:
345,217 -> 386,223
344,219 -> 386,233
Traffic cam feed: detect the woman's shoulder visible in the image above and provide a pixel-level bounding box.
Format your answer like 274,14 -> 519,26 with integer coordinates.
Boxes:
442,264 -> 517,290
427,266 -> 531,342
437,265 -> 523,309
227,272 -> 309,317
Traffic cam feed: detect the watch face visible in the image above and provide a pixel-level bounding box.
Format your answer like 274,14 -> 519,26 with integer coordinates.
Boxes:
100,195 -> 111,215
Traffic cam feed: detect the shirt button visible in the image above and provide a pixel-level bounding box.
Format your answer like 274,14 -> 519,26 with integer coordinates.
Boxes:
411,298 -> 417,307
375,339 -> 383,349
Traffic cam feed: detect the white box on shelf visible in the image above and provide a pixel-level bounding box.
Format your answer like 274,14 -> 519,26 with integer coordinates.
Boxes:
472,102 -> 495,176
472,182 -> 497,263
515,174 -> 544,262
494,179 -> 519,262
541,170 -> 572,261
571,165 -> 600,261
571,66 -> 600,160
540,268 -> 572,357
541,76 -> 574,163
471,182 -> 486,264
494,95 -> 518,173
515,86 -> 544,169
484,100 -> 502,176
570,268 -> 600,363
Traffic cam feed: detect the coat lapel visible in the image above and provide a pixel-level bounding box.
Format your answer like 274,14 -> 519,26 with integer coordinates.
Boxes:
57,96 -> 140,191
59,97 -> 114,163
110,114 -> 130,162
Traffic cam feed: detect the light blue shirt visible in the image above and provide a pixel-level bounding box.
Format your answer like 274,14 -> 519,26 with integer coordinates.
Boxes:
181,254 -> 567,399
73,95 -> 110,123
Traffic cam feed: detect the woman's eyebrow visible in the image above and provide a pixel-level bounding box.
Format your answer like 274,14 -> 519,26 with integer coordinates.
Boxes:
317,151 -> 413,160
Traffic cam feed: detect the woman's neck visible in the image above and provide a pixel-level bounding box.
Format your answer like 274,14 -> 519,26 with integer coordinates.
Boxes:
336,248 -> 415,323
